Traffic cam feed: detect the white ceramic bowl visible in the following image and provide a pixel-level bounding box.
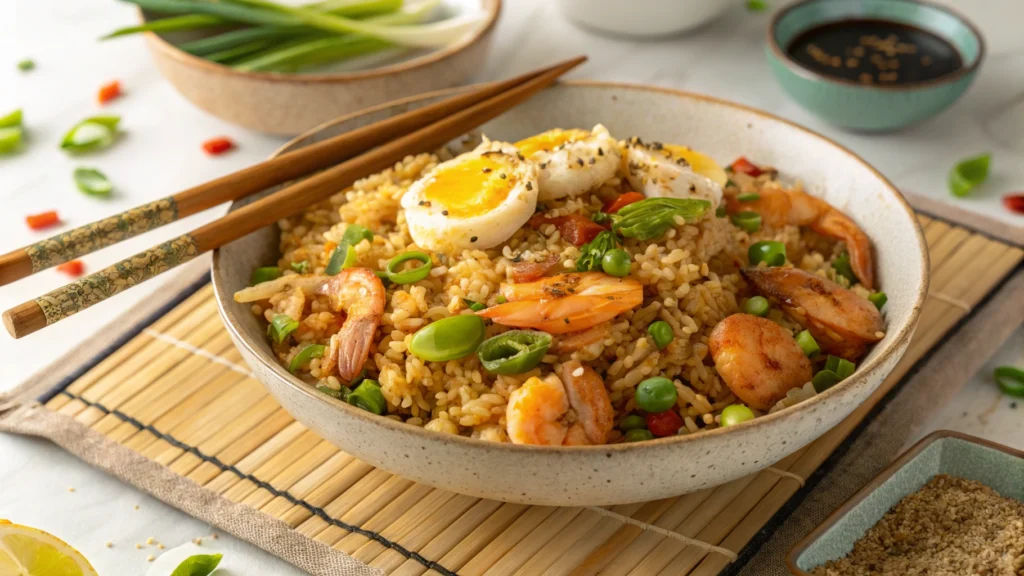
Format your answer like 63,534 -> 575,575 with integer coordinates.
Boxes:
556,0 -> 731,37
212,82 -> 928,506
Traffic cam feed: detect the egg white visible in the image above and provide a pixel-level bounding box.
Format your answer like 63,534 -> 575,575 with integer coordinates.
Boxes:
514,124 -> 621,202
624,138 -> 726,207
401,141 -> 539,253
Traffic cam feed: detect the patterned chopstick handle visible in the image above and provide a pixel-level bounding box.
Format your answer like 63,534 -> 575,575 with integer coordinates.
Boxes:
25,197 -> 179,272
33,234 -> 199,326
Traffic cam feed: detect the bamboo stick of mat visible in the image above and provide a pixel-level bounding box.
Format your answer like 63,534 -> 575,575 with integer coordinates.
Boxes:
0,62 -> 576,288
2,56 -> 587,339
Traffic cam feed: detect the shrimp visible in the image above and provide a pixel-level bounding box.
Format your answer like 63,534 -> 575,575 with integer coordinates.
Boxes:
708,314 -> 813,411
234,268 -> 385,380
506,361 -> 614,446
726,187 -> 875,289
552,323 -> 612,354
741,267 -> 884,361
477,272 -> 643,334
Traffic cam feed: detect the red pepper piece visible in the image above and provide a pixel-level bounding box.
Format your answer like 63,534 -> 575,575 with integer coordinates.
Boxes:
97,81 -> 122,105
26,211 -> 61,230
1003,194 -> 1024,215
56,260 -> 85,277
730,156 -> 763,177
646,410 -> 683,437
603,191 -> 645,214
202,136 -> 235,156
509,254 -> 561,283
528,213 -> 606,247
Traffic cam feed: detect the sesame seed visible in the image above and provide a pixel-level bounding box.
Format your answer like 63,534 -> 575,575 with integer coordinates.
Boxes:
470,236 -> 478,242
193,537 -> 203,545
145,537 -> 155,545
526,182 -> 533,191
517,153 -> 525,161
158,543 -> 165,549
589,157 -> 596,165
211,534 -> 218,540
68,487 -> 75,492
572,367 -> 584,377
441,210 -> 449,216
576,158 -> 584,167
563,318 -> 570,324
135,544 -> 142,550
499,173 -> 506,179
134,505 -> 140,511
147,555 -> 155,562
874,331 -> 885,338
539,162 -> 547,169
598,148 -> 604,156
482,167 -> 491,173
105,542 -> 113,548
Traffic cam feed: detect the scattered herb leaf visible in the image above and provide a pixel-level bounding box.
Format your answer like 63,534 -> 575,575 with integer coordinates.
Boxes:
576,230 -> 619,272
949,153 -> 990,197
170,553 -> 223,576
73,167 -> 113,196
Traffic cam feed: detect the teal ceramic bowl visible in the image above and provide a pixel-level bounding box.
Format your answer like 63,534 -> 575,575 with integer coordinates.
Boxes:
767,0 -> 984,131
787,431 -> 1024,574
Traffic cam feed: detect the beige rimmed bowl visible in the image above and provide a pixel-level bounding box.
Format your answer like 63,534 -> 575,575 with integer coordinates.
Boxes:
142,0 -> 501,135
212,81 -> 928,506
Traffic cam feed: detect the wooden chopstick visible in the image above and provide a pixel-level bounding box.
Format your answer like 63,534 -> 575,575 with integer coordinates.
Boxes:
0,61 -> 575,288
2,56 -> 587,339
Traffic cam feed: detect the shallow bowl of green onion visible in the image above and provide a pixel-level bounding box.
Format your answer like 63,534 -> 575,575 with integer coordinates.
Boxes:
109,0 -> 499,135
212,82 -> 927,506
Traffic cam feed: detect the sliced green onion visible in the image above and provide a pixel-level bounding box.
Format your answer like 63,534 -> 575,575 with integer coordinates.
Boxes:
994,366 -> 1024,398
825,354 -> 856,379
737,193 -> 761,202
102,14 -> 224,40
715,205 -> 727,218
611,198 -> 711,240
746,0 -> 768,12
341,223 -> 374,247
949,153 -> 990,198
0,109 -> 22,128
477,330 -> 552,375
61,115 -> 120,154
748,240 -> 786,267
796,330 -> 820,358
73,167 -> 113,197
317,384 -> 348,400
250,266 -> 282,285
462,298 -> 486,312
831,252 -> 858,284
812,370 -> 841,392
325,243 -> 357,275
289,343 -> 326,372
0,127 -> 23,154
267,314 -> 299,343
868,291 -> 887,310
348,379 -> 386,414
743,296 -> 770,317
290,261 -> 309,274
17,59 -> 35,71
386,251 -> 432,284
731,211 -> 761,233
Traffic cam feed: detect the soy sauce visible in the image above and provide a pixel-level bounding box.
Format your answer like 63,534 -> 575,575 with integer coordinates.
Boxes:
786,19 -> 963,85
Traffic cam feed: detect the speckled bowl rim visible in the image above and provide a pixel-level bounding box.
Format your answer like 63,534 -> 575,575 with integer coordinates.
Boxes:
785,430 -> 1024,575
767,0 -> 985,91
140,0 -> 502,83
213,80 -> 928,455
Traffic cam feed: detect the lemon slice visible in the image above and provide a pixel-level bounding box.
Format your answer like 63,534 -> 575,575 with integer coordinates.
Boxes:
0,520 -> 97,576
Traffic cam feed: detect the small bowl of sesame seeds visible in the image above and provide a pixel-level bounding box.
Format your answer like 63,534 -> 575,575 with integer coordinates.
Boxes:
766,0 -> 984,131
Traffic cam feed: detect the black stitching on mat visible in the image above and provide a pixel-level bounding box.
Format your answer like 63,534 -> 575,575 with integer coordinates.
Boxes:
60,390 -> 459,576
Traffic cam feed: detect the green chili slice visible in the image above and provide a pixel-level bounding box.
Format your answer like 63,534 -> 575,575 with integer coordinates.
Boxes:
0,127 -> 23,154
267,314 -> 299,344
748,240 -> 786,267
462,298 -> 486,312
825,355 -> 856,379
341,224 -> 374,246
868,291 -> 887,310
731,211 -> 761,233
994,366 -> 1024,398
316,384 -> 348,400
348,379 -> 386,414
61,115 -> 120,154
949,153 -> 990,198
737,193 -> 761,202
73,167 -> 113,197
477,330 -> 552,375
290,260 -> 309,274
611,198 -> 711,240
831,252 -> 858,284
0,109 -> 22,129
812,370 -> 841,393
325,243 -> 357,275
796,330 -> 819,358
250,266 -> 282,285
386,251 -> 432,284
289,343 -> 326,372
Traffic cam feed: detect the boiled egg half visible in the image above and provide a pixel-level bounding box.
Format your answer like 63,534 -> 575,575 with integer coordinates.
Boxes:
514,124 -> 621,201
624,138 -> 728,207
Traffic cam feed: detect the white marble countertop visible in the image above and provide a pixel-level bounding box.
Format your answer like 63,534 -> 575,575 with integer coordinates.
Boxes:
1,1 -> 1021,574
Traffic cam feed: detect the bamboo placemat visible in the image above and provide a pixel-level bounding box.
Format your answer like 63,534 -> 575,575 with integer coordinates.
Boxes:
2,213 -> 1021,576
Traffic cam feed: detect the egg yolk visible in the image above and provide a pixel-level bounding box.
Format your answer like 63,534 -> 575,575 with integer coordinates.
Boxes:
422,155 -> 515,218
662,144 -> 728,186
515,128 -> 592,159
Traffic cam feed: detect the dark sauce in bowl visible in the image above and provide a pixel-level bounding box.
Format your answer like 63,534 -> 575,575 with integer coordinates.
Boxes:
787,19 -> 963,86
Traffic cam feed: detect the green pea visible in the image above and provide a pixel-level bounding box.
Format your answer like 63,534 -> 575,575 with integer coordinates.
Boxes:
410,315 -> 486,362
348,379 -> 386,415
743,296 -> 770,317
601,248 -> 632,277
619,414 -> 647,431
477,330 -> 552,375
625,429 -> 655,442
720,404 -> 755,427
796,330 -> 819,358
647,321 -> 674,350
635,377 -> 677,413
250,266 -> 281,285
748,240 -> 786,267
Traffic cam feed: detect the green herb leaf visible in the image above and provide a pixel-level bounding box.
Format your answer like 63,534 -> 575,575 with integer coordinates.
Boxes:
61,115 -> 121,154
290,260 -> 309,274
611,198 -> 711,240
576,230 -> 619,272
746,0 -> 768,11
267,314 -> 299,343
462,298 -> 486,312
949,153 -> 990,197
0,109 -> 23,128
170,553 -> 223,576
17,59 -> 35,71
73,167 -> 113,197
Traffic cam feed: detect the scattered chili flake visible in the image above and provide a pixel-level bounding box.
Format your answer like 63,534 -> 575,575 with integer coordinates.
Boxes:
97,81 -> 122,105
26,210 -> 60,230
1002,193 -> 1024,215
730,157 -> 763,177
202,136 -> 235,156
56,260 -> 85,277
603,191 -> 645,214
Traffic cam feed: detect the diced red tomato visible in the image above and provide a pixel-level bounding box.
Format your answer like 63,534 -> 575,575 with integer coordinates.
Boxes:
56,260 -> 85,277
646,410 -> 683,437
528,213 -> 606,247
509,254 -> 561,283
97,80 -> 122,105
26,211 -> 60,230
730,156 -> 762,177
1003,194 -> 1024,215
202,136 -> 235,156
603,191 -> 645,214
